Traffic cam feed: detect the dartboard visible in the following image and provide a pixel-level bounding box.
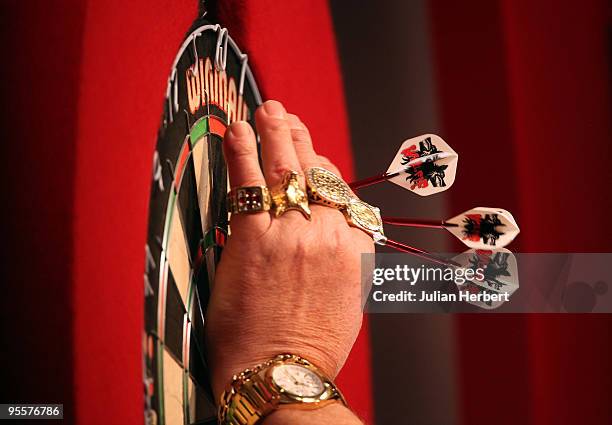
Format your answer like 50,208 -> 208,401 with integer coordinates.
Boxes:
143,16 -> 262,425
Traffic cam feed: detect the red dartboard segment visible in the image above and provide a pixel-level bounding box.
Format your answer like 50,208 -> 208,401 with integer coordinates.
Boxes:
208,115 -> 227,137
190,115 -> 229,143
174,142 -> 191,191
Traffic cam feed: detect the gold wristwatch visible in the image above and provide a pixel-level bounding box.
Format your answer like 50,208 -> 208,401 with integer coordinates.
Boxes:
218,354 -> 346,424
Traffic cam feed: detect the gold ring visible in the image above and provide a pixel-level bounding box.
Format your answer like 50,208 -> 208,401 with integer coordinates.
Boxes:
227,186 -> 272,214
304,166 -> 385,243
343,198 -> 387,245
271,171 -> 311,220
305,167 -> 353,208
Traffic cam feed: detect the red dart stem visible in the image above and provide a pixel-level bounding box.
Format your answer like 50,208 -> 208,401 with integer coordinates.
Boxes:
349,171 -> 400,190
382,216 -> 446,229
383,238 -> 461,267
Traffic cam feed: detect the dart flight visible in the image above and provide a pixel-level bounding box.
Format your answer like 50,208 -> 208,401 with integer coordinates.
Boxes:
451,248 -> 519,310
383,207 -> 520,250
444,207 -> 519,249
349,134 -> 458,196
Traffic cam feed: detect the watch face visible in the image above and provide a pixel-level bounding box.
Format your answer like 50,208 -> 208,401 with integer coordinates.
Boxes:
271,364 -> 326,398
143,17 -> 262,425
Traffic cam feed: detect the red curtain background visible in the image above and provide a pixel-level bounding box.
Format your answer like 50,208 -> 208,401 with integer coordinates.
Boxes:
1,1 -> 610,424
430,1 -> 612,424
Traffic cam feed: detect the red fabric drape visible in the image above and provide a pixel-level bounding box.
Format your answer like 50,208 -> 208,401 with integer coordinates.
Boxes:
430,0 -> 612,424
0,0 -> 86,417
502,1 -> 612,424
73,2 -> 197,423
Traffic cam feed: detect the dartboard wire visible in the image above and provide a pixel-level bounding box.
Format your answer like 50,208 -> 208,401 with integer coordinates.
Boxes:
180,113 -> 232,420
184,120 -> 216,423
187,118 -> 226,365
157,134 -> 196,425
188,286 -> 208,364
158,139 -> 190,335
189,114 -> 228,261
156,192 -> 176,424
185,116 -> 227,278
183,287 -> 216,422
187,227 -> 223,402
182,316 -> 192,425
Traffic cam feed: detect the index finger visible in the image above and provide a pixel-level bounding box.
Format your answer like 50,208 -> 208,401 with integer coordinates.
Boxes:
223,121 -> 271,230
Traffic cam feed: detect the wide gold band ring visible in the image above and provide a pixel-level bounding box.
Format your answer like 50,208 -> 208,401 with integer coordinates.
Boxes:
304,166 -> 386,244
227,186 -> 272,214
270,171 -> 311,220
343,198 -> 387,245
305,166 -> 353,208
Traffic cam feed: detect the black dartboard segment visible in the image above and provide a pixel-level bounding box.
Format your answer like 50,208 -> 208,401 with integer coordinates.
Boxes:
144,18 -> 262,425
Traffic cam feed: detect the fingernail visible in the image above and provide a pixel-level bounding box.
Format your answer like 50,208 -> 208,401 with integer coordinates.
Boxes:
263,100 -> 286,119
227,121 -> 251,138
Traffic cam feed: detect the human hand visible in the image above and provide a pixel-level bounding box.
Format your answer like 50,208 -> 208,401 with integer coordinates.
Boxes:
205,100 -> 373,398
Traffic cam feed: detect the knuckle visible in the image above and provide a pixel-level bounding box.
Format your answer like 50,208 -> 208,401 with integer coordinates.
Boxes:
319,158 -> 342,177
269,159 -> 294,178
287,113 -> 301,125
232,146 -> 257,161
225,139 -> 256,159
261,117 -> 290,135
233,177 -> 265,188
294,235 -> 309,261
325,225 -> 349,252
290,127 -> 311,143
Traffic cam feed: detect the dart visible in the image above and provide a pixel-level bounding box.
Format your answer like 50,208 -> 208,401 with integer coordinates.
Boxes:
349,134 -> 458,196
381,243 -> 519,296
382,207 -> 520,250
341,194 -> 519,310
381,237 -> 461,268
337,194 -> 460,267
451,248 -> 519,309
379,242 -> 519,310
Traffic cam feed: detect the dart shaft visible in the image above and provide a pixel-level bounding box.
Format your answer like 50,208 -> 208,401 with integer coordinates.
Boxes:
349,171 -> 399,190
382,216 -> 446,229
349,150 -> 454,190
383,238 -> 461,268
